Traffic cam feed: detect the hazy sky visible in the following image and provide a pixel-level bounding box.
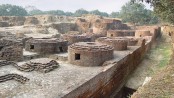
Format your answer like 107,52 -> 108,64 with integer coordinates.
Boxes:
0,0 -> 152,13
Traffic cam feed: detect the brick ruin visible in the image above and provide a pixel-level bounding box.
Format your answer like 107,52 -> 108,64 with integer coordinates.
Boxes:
62,34 -> 91,45
68,42 -> 114,66
96,37 -> 128,51
135,30 -> 151,37
76,18 -> 90,33
82,32 -> 104,42
0,74 -> 29,84
17,58 -> 59,73
107,30 -> 124,37
107,30 -> 135,37
125,37 -> 147,46
0,38 -> 23,61
0,15 -> 161,98
76,17 -> 130,36
25,38 -> 68,54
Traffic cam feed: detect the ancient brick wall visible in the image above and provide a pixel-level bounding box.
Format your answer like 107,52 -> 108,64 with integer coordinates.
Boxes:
0,39 -> 23,61
51,23 -> 77,34
135,30 -> 151,37
0,16 -> 26,26
25,38 -> 68,54
63,28 -> 157,98
126,37 -> 139,46
107,30 -> 135,37
123,30 -> 135,36
64,44 -> 149,98
24,16 -> 39,25
62,34 -> 91,45
68,42 -> 114,66
96,37 -> 128,51
136,26 -> 161,41
76,18 -> 91,33
0,22 -> 9,27
0,44 -> 23,61
82,33 -> 105,42
107,30 -> 124,37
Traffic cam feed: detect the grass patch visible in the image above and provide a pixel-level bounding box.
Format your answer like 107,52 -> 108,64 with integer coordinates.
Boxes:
144,39 -> 172,75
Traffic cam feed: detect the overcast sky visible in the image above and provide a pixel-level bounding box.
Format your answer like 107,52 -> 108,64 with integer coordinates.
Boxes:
0,0 -> 152,13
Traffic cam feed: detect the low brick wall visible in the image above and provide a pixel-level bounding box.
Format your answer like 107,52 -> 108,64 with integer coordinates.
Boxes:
63,31 -> 157,98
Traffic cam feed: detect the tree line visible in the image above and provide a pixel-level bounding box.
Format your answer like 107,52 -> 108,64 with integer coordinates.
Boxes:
132,0 -> 174,24
0,3 -> 159,25
29,8 -> 109,17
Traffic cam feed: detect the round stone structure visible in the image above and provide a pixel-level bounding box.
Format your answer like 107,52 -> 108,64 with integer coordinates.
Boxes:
68,42 -> 114,66
135,30 -> 151,37
96,37 -> 128,51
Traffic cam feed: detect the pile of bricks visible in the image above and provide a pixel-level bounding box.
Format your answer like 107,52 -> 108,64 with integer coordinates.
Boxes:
18,58 -> 59,73
0,74 -> 29,84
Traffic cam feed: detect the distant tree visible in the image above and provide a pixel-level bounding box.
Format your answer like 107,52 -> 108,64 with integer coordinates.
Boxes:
29,9 -> 44,15
65,12 -> 73,16
119,1 -> 158,25
100,12 -> 109,17
45,10 -> 65,15
90,10 -> 109,17
110,12 -> 120,18
90,10 -> 101,15
74,8 -> 89,17
0,4 -> 28,16
132,0 -> 174,24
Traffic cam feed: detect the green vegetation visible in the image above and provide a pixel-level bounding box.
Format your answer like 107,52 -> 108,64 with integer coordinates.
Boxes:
146,34 -> 172,75
29,8 -> 109,17
132,0 -> 174,24
151,42 -> 172,69
110,2 -> 159,25
0,3 -> 159,25
0,4 -> 28,16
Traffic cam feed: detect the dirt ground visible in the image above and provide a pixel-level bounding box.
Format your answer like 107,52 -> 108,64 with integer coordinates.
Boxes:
131,32 -> 174,98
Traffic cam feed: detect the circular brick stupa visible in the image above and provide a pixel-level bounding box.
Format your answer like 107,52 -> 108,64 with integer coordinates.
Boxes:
68,42 -> 114,66
96,37 -> 128,51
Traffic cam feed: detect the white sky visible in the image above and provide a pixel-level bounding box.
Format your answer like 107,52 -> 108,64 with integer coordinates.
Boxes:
0,0 -> 152,13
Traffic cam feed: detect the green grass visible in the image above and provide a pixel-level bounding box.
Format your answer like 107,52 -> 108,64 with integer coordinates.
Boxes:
145,39 -> 173,75
156,43 -> 172,68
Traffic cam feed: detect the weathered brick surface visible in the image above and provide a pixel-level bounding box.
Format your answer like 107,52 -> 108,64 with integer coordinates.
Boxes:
25,38 -> 68,54
96,37 -> 128,51
63,27 -> 159,98
107,30 -> 135,37
107,30 -> 124,37
0,39 -> 23,61
135,30 -> 151,37
68,42 -> 114,66
62,34 -> 91,45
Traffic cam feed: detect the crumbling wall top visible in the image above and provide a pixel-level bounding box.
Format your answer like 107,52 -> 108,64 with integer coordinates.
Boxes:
69,42 -> 113,51
26,38 -> 67,43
